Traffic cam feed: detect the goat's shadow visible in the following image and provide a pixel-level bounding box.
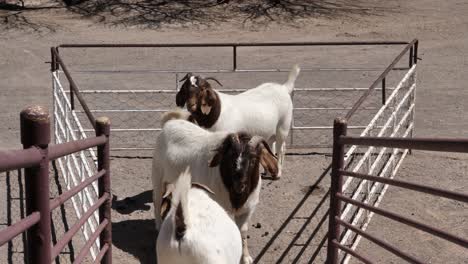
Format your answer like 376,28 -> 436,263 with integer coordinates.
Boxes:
112,219 -> 157,264
112,190 -> 153,215
112,189 -> 157,263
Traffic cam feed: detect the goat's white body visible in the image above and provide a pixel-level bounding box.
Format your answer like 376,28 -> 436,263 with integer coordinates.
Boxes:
157,188 -> 242,264
152,119 -> 261,264
207,65 -> 300,177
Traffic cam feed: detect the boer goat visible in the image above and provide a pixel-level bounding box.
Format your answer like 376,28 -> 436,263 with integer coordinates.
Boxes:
176,65 -> 300,178
152,111 -> 278,264
157,168 -> 242,264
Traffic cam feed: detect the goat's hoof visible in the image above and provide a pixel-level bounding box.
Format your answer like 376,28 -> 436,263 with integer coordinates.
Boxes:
242,255 -> 253,264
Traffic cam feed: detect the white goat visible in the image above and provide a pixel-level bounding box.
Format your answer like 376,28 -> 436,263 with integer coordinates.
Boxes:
156,167 -> 242,264
153,113 -> 278,264
176,65 -> 300,178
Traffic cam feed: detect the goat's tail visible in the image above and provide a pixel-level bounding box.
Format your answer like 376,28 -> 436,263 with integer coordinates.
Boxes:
161,109 -> 192,126
283,64 -> 301,94
172,167 -> 191,241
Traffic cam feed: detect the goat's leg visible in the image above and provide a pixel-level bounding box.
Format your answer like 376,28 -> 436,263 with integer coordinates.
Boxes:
235,212 -> 253,264
152,168 -> 163,231
275,134 -> 286,179
263,136 -> 277,178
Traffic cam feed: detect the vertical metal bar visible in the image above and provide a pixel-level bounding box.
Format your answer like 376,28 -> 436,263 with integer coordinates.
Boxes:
409,47 -> 414,67
381,78 -> 386,105
51,47 -> 57,72
413,41 -> 419,65
233,45 -> 237,71
70,84 -> 75,110
21,105 -> 52,264
96,117 -> 112,264
327,117 -> 347,264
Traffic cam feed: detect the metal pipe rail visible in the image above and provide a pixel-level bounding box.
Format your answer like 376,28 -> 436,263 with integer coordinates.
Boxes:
0,105 -> 112,264
327,117 -> 468,263
51,40 -> 414,141
58,41 -> 411,48
345,39 -> 418,120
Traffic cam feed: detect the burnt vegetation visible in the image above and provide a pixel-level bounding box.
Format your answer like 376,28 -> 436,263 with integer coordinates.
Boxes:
1,0 -> 387,31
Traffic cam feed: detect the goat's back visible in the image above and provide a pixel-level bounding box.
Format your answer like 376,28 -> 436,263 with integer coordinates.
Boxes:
213,84 -> 292,138
157,188 -> 242,264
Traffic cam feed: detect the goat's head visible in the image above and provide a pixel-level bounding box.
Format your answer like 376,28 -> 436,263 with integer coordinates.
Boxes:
209,133 -> 278,209
176,74 -> 222,116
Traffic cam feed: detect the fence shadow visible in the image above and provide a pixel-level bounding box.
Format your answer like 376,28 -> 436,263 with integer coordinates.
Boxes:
254,163 -> 331,263
112,190 -> 153,215
112,219 -> 157,264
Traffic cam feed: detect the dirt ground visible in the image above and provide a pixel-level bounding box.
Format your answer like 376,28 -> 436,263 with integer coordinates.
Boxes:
1,0 -> 467,263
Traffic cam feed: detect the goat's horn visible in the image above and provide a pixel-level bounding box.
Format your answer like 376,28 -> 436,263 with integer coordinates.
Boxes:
205,77 -> 223,86
249,136 -> 276,158
179,73 -> 192,82
248,136 -> 264,147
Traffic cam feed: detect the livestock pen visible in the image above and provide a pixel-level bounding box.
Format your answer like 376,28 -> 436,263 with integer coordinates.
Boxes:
0,40 -> 437,263
48,40 -> 419,263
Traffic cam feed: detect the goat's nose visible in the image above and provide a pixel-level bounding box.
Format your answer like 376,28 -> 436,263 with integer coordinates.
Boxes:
187,104 -> 196,112
234,183 -> 246,194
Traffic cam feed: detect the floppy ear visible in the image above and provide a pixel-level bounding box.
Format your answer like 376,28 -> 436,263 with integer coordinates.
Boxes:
259,141 -> 278,177
162,182 -> 175,199
208,134 -> 237,167
208,149 -> 223,167
176,85 -> 188,107
160,182 -> 175,219
200,89 -> 217,115
192,182 -> 215,195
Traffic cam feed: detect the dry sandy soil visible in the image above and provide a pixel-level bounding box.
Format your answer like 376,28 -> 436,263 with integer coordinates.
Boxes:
0,0 -> 467,263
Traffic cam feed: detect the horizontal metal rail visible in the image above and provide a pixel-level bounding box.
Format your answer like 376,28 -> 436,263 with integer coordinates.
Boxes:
0,147 -> 43,172
68,87 -> 393,94
336,218 -> 424,264
51,194 -> 109,259
74,219 -> 109,264
340,136 -> 468,153
66,68 -> 409,74
48,136 -> 107,160
346,39 -> 418,120
0,212 -> 41,247
336,193 -> 468,249
339,170 -> 468,203
50,170 -> 106,211
331,240 -> 373,264
58,41 -> 410,48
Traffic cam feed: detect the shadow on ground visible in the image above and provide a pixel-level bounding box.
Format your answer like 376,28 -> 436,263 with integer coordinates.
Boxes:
112,190 -> 153,215
113,219 -> 157,263
254,164 -> 331,263
1,0 -> 391,31
71,0 -> 387,28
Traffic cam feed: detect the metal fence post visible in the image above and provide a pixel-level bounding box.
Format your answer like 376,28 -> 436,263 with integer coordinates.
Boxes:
96,117 -> 112,264
382,78 -> 386,105
20,105 -> 52,264
327,117 -> 347,264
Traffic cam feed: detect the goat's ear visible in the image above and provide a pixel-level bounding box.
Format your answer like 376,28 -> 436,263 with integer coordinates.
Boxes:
162,182 -> 175,199
160,197 -> 171,219
259,141 -> 278,177
192,182 -> 215,195
208,150 -> 223,167
176,85 -> 188,107
200,89 -> 217,115
208,134 -> 236,167
160,182 -> 174,219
